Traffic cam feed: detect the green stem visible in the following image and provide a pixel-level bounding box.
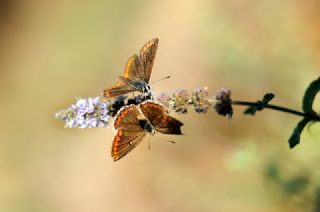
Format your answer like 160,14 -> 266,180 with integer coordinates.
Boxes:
232,100 -> 320,121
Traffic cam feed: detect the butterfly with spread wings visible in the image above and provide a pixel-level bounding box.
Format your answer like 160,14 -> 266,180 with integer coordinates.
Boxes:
111,101 -> 183,161
103,38 -> 159,98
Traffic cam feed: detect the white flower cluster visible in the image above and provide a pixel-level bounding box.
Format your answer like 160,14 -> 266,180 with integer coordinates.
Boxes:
55,97 -> 110,129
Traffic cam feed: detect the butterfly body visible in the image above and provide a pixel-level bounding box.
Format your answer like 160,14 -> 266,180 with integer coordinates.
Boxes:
111,101 -> 183,161
118,76 -> 150,94
138,118 -> 156,135
104,38 -> 158,98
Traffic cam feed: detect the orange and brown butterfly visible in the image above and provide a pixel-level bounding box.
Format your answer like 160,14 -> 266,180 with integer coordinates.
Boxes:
103,38 -> 159,98
111,101 -> 183,161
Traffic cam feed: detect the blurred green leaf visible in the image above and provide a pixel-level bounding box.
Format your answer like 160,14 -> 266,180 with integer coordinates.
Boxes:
244,105 -> 259,115
265,162 -> 280,181
302,77 -> 320,115
283,176 -> 309,195
288,118 -> 310,148
314,187 -> 320,212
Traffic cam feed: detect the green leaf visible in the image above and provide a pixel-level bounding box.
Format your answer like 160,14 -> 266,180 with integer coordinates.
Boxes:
262,93 -> 275,105
243,93 -> 275,115
302,77 -> 320,114
244,106 -> 257,115
288,118 -> 310,148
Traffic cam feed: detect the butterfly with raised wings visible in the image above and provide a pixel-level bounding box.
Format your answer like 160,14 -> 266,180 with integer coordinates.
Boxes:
103,38 -> 159,98
111,101 -> 183,161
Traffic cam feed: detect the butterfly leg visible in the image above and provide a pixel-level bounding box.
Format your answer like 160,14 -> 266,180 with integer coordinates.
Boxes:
148,136 -> 151,150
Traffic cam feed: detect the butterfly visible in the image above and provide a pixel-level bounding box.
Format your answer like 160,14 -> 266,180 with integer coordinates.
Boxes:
111,101 -> 183,161
103,38 -> 159,98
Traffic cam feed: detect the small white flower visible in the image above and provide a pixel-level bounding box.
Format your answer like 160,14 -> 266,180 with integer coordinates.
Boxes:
77,109 -> 86,116
92,97 -> 100,105
79,122 -> 88,129
55,96 -> 112,129
65,119 -> 76,128
76,99 -> 87,109
86,105 -> 95,114
88,118 -> 98,128
100,108 -> 108,115
101,114 -> 110,122
100,102 -> 108,109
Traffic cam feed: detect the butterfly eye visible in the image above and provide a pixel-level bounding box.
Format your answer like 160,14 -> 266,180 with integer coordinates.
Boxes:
143,84 -> 151,95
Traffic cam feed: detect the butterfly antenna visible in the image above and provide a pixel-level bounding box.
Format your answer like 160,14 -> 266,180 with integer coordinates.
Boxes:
157,136 -> 176,144
150,76 -> 171,85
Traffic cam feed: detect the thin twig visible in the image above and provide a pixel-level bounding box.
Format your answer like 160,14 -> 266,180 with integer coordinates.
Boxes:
232,100 -> 320,121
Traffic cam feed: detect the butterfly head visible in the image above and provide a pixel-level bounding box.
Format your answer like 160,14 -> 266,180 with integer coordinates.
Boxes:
132,80 -> 152,97
144,84 -> 151,93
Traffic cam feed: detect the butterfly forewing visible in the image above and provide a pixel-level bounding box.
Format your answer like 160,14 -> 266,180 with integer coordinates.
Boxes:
114,105 -> 143,131
140,101 -> 183,135
139,38 -> 159,83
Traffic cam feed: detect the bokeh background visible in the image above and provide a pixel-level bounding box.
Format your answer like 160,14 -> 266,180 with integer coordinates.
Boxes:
1,0 -> 320,211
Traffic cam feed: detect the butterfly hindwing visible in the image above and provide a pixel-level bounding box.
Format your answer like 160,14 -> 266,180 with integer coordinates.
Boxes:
122,54 -> 141,81
103,83 -> 135,97
140,101 -> 183,135
104,54 -> 141,98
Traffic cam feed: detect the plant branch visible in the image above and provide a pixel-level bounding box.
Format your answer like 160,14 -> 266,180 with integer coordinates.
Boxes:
232,100 -> 320,121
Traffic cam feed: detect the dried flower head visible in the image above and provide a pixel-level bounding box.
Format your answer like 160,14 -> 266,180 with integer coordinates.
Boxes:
157,88 -> 214,114
55,97 -> 110,129
171,89 -> 190,113
157,92 -> 171,108
191,87 -> 212,113
213,88 -> 233,118
157,90 -> 189,113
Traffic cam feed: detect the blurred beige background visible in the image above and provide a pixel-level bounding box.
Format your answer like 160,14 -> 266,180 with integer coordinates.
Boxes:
1,0 -> 320,211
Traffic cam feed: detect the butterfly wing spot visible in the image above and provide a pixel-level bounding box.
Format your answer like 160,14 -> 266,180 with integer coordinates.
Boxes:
118,130 -> 123,137
112,131 -> 122,155
114,109 -> 130,129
